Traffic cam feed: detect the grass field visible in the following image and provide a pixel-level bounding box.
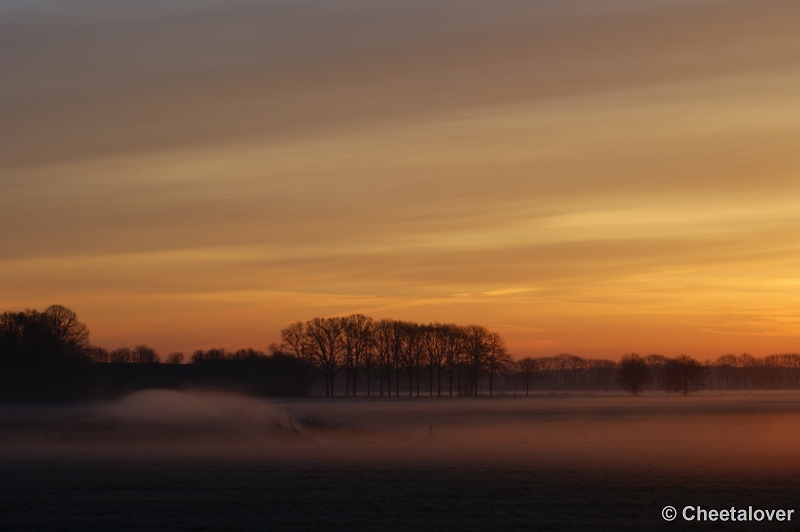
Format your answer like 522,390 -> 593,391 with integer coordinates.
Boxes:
2,391 -> 799,530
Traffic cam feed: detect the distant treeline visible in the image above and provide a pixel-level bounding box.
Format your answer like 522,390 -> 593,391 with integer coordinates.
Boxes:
0,306 -> 301,401
270,316 -> 800,397
2,306 -> 799,400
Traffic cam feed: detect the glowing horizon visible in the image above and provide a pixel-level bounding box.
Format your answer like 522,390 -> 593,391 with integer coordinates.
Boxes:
1,0 -> 798,360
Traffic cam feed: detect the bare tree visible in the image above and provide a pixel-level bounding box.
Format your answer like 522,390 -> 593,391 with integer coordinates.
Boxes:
617,353 -> 650,396
109,347 -> 133,363
278,321 -> 317,388
517,357 -> 538,397
788,354 -> 800,388
663,355 -> 706,395
191,347 -> 227,363
485,332 -> 511,396
390,321 -> 405,397
422,324 -> 447,396
536,356 -> 556,390
462,325 -> 492,395
340,314 -> 373,396
739,353 -> 759,389
305,317 -> 344,397
644,354 -> 667,391
443,325 -> 465,396
88,346 -> 110,363
373,319 -> 397,397
589,359 -> 617,392
1,306 -> 93,371
763,354 -> 782,390
165,352 -> 184,364
229,348 -> 268,360
42,305 -> 91,362
399,322 -> 425,397
552,353 -> 576,390
713,354 -> 738,390
362,341 -> 377,397
132,345 -> 159,363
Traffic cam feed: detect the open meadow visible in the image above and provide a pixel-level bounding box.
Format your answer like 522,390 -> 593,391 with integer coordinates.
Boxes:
2,391 -> 800,530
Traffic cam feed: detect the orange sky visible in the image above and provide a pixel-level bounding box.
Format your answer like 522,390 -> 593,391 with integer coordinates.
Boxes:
1,0 -> 798,359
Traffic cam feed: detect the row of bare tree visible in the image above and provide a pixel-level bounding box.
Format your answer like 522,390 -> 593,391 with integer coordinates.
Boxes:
705,353 -> 800,390
0,305 -> 92,372
272,317 -> 800,396
92,340 -> 800,396
616,352 -> 800,394
89,345 -> 162,364
4,306 -> 799,396
275,316 -> 511,397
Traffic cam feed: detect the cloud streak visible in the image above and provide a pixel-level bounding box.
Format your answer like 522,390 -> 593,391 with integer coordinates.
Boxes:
1,0 -> 798,357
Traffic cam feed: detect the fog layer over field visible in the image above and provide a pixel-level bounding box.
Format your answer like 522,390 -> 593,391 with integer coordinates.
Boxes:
3,390 -> 800,473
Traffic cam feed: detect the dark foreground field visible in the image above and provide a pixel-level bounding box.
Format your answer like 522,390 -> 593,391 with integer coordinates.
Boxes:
2,392 -> 800,531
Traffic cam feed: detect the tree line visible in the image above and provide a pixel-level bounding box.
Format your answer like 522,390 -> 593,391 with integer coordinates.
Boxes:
270,316 -> 800,397
274,316 -> 511,397
2,306 -> 799,397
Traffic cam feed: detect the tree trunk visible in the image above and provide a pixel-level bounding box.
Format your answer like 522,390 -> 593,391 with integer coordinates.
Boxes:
449,367 -> 453,396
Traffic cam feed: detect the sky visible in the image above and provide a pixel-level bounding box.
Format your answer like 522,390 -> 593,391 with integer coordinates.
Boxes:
1,0 -> 798,359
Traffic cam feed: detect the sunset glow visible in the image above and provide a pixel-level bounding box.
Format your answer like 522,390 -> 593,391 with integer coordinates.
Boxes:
2,0 -> 798,358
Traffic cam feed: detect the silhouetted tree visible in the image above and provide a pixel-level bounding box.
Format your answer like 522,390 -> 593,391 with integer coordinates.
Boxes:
536,356 -> 556,390
422,324 -> 447,396
462,325 -> 492,395
589,359 -> 617,392
517,357 -> 538,397
165,352 -> 184,364
42,305 -> 91,361
400,322 -> 424,396
132,345 -> 159,363
390,320 -> 405,397
0,305 -> 92,373
306,317 -> 344,397
341,314 -> 373,396
373,319 -> 397,397
191,347 -> 228,363
88,346 -> 110,363
277,322 -> 317,389
442,325 -> 465,396
643,354 -> 666,391
229,348 -> 268,360
553,353 -> 582,390
786,354 -> 800,388
0,305 -> 95,400
485,332 -> 511,396
362,341 -> 377,397
738,353 -> 759,389
663,355 -> 705,395
109,347 -> 133,363
617,353 -> 650,396
712,354 -> 737,389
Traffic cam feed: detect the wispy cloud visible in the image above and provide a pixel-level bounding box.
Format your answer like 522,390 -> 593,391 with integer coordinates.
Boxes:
1,0 -> 798,357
